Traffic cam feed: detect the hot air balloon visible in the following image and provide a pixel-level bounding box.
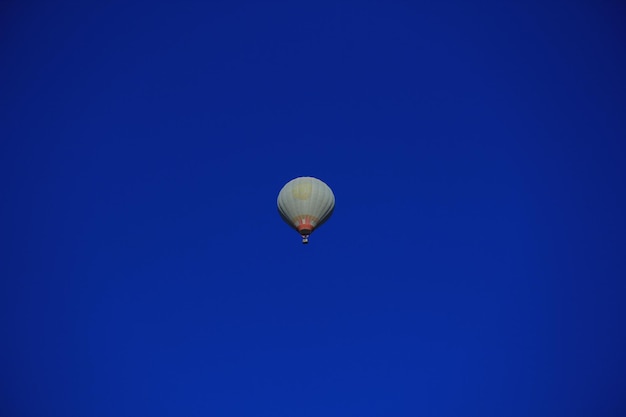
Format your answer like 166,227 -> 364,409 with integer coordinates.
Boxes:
277,176 -> 335,244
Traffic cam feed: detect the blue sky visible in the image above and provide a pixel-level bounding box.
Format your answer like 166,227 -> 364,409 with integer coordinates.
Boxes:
1,1 -> 625,416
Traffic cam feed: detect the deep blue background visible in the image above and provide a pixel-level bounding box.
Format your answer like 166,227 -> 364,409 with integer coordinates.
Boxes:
2,1 -> 625,416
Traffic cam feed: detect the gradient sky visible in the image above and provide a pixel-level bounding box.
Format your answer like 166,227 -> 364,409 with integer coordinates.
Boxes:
2,1 -> 625,416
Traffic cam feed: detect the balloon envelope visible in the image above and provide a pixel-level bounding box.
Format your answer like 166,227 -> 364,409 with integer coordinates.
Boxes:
277,177 -> 335,243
